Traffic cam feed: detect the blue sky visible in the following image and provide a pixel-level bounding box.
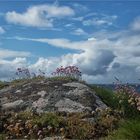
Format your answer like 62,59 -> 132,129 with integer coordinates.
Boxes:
0,0 -> 140,83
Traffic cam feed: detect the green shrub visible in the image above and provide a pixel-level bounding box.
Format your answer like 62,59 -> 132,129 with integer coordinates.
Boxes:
90,85 -> 119,109
32,113 -> 64,128
0,133 -> 5,140
106,119 -> 140,140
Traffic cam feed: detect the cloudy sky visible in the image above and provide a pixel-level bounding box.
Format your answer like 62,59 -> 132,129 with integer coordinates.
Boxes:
0,0 -> 140,83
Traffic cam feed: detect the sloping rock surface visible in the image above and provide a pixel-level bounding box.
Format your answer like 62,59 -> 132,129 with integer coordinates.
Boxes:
0,79 -> 107,113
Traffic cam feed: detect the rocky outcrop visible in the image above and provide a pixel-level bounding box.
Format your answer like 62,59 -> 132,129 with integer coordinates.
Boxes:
0,79 -> 107,113
2,100 -> 24,111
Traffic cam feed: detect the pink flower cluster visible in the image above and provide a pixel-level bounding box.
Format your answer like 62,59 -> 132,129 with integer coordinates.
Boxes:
51,66 -> 82,80
15,66 -> 82,80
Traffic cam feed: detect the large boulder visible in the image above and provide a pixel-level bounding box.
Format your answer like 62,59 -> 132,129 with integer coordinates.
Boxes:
0,79 -> 107,113
31,82 -> 107,113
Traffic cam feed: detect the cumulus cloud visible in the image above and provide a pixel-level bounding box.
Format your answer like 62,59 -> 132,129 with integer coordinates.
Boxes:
5,4 -> 75,28
0,58 -> 28,80
0,27 -> 5,34
11,25 -> 140,83
1,33 -> 140,83
11,37 -> 113,75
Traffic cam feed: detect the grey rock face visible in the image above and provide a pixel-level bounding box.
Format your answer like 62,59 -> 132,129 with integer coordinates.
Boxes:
32,98 -> 49,113
37,91 -> 47,98
0,80 -> 107,113
2,100 -> 24,111
55,98 -> 92,112
63,82 -> 88,89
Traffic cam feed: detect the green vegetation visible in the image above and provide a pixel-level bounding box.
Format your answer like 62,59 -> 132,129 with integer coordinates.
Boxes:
32,113 -> 64,128
91,85 -> 119,109
91,85 -> 140,140
0,81 -> 8,90
10,76 -> 79,87
47,76 -> 78,82
0,110 -> 120,139
0,133 -> 5,140
105,119 -> 140,140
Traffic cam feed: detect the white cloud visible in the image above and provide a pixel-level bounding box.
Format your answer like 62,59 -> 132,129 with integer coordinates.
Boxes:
88,37 -> 96,41
14,36 -> 91,51
73,3 -> 88,12
83,18 -> 112,26
72,16 -> 84,21
0,48 -> 31,58
83,15 -> 117,26
5,4 -> 75,28
0,27 -> 5,34
131,16 -> 140,31
65,23 -> 74,27
72,28 -> 88,36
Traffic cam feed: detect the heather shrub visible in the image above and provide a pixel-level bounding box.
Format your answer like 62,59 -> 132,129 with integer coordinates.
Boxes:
0,109 -> 121,139
32,113 -> 64,128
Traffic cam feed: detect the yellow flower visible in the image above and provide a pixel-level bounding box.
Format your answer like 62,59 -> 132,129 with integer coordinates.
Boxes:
47,125 -> 53,131
130,102 -> 135,106
4,123 -> 8,128
60,127 -> 65,133
95,108 -> 102,112
119,100 -> 123,104
106,114 -> 110,118
105,107 -> 112,112
5,136 -> 10,140
24,135 -> 28,139
14,113 -> 18,118
15,123 -> 20,127
128,99 -> 131,103
91,111 -> 95,116
137,106 -> 140,111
